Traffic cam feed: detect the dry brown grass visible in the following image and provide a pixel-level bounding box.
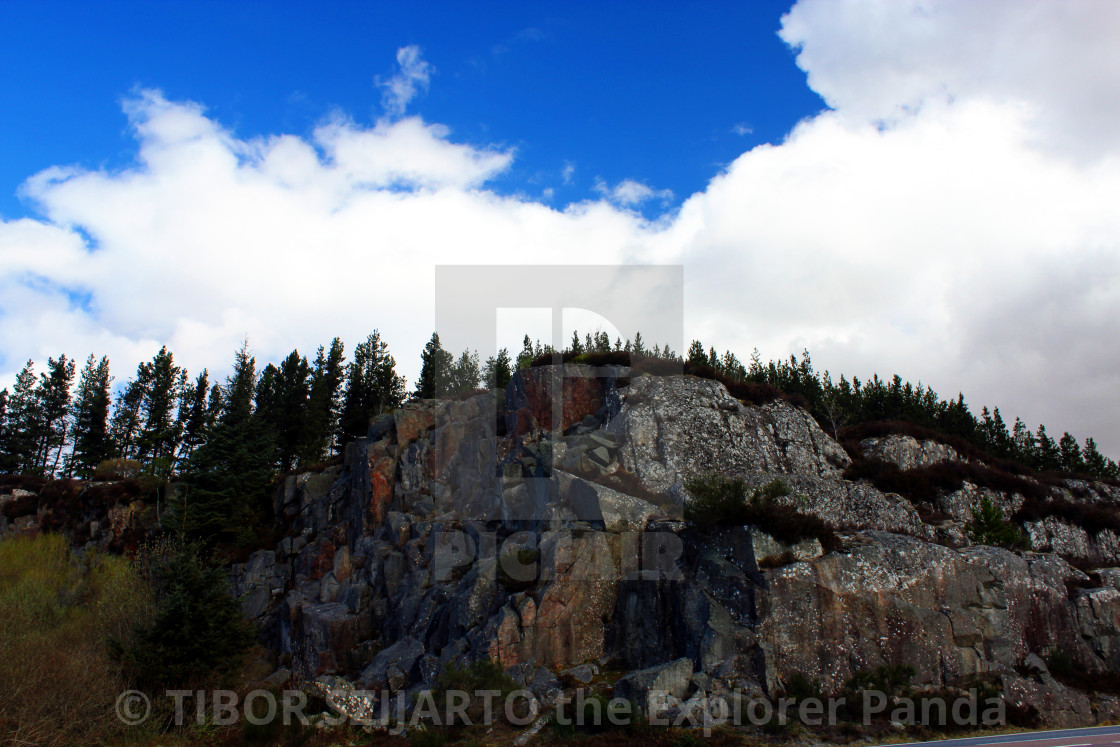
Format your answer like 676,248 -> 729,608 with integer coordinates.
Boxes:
0,533 -> 152,746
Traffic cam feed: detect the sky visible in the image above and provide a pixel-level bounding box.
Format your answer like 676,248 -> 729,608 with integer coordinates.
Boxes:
2,0 -> 1120,455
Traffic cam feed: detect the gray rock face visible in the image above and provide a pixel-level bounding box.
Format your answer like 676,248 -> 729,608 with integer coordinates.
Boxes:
751,528 -> 822,565
607,375 -> 850,501
551,470 -> 664,532
861,434 -> 964,470
359,637 -> 425,690
226,366 -> 1120,728
229,550 -> 287,619
760,531 -> 1113,695
742,472 -> 930,537
1026,517 -> 1120,565
936,482 -> 1024,523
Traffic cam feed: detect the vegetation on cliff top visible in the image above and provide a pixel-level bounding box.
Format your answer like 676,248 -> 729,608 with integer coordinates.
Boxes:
2,327 -> 1117,550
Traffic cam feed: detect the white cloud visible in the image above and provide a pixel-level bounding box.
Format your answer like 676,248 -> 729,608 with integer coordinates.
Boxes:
593,178 -> 673,208
561,161 -> 575,185
1,89 -> 653,394
376,45 -> 433,118
5,1 -> 1120,459
732,122 -> 753,136
778,0 -> 1120,159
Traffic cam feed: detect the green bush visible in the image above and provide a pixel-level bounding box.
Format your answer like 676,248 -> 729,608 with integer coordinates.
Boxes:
114,538 -> 255,690
968,496 -> 1031,550
784,671 -> 823,703
840,664 -> 916,722
684,475 -> 840,551
92,456 -> 144,480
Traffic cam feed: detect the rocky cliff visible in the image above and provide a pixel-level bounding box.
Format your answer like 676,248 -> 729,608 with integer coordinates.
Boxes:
5,364 -> 1120,732
219,364 -> 1120,729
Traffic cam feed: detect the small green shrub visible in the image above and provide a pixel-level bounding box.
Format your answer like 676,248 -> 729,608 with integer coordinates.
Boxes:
92,457 -> 144,480
684,475 -> 840,551
683,474 -> 754,526
425,659 -> 520,737
840,664 -> 916,722
968,497 -> 1031,550
784,672 -> 823,703
114,539 -> 256,691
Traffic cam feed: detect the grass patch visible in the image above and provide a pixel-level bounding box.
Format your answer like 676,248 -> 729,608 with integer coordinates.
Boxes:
0,533 -> 153,746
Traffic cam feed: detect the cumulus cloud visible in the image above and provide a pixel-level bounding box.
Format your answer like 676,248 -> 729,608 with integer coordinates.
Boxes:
4,0 -> 1120,458
1,89 -> 651,392
376,45 -> 433,118
779,0 -> 1120,158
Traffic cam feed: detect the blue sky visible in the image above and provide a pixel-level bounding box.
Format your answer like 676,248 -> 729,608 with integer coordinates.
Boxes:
3,1 -> 1120,455
0,0 -> 822,222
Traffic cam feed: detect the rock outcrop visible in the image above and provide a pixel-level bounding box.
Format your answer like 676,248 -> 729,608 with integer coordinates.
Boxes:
8,364 -> 1120,730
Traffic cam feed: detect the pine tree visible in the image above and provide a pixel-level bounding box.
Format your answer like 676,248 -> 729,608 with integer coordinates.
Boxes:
1035,424 -> 1061,472
517,335 -> 535,370
569,331 -> 584,355
594,330 -> 611,353
484,348 -> 513,390
68,355 -> 113,477
416,333 -> 453,399
1012,417 -> 1034,462
447,349 -> 481,396
135,347 -> 184,476
631,331 -> 646,357
35,355 -> 76,475
748,348 -> 764,379
255,350 -> 311,472
0,361 -> 40,474
109,372 -> 149,459
338,331 -> 405,443
0,388 -> 8,463
116,540 -> 255,690
990,408 -> 1010,458
301,338 -> 345,462
174,370 -> 211,472
1084,437 -> 1109,478
176,343 -> 275,543
721,351 -> 746,381
1058,432 -> 1085,474
686,340 -> 707,367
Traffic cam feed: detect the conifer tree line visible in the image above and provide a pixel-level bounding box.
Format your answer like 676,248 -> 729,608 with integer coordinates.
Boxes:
1,329 -> 1116,490
512,329 -> 1119,480
678,342 -> 1120,480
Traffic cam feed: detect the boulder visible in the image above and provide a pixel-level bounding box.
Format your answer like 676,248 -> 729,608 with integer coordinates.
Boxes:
359,637 -> 425,691
1001,674 -> 1094,727
614,658 -> 694,711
